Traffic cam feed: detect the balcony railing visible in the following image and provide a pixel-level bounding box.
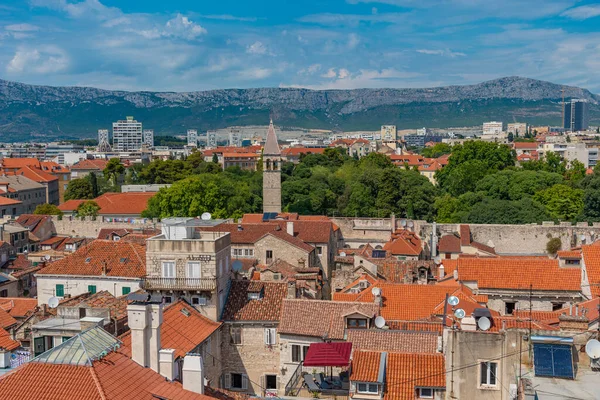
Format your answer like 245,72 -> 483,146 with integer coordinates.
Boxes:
142,277 -> 217,291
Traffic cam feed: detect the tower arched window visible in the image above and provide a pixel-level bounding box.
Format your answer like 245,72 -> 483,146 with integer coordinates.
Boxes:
273,161 -> 278,170
266,159 -> 271,170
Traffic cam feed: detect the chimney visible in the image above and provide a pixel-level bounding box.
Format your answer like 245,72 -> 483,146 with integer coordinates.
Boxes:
439,264 -> 445,279
575,305 -> 579,316
390,213 -> 396,232
286,221 -> 294,236
460,316 -> 477,331
453,269 -> 458,280
297,258 -> 306,269
148,303 -> 163,374
182,354 -> 205,395
102,261 -> 107,276
159,349 -> 176,381
287,281 -> 296,299
127,303 -> 150,367
237,224 -> 243,232
558,313 -> 589,331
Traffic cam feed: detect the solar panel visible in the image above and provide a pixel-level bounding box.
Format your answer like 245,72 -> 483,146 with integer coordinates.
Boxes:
262,212 -> 278,221
372,250 -> 386,258
0,275 -> 8,283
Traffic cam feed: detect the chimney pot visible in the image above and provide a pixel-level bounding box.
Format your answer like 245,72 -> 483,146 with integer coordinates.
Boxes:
182,354 -> 205,395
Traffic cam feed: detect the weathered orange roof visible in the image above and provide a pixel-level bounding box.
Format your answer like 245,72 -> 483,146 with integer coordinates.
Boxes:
0,308 -> 18,329
386,352 -> 446,399
221,281 -> 287,322
0,328 -> 20,351
37,240 -> 146,278
0,298 -> 38,318
351,350 -> 382,382
58,192 -> 155,216
15,166 -> 58,183
0,158 -> 41,169
70,159 -> 108,170
383,230 -> 422,256
281,147 -> 326,156
121,300 -> 220,359
0,196 -> 21,206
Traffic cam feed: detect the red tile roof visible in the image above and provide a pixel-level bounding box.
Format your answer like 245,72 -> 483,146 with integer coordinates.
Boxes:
58,192 -> 155,215
37,240 -> 146,278
0,328 -> 20,351
0,158 -> 41,169
221,281 -> 287,322
15,166 -> 58,183
0,308 -> 17,329
0,298 -> 38,318
70,159 -> 108,171
582,244 -> 600,296
383,230 -> 422,256
459,225 -> 470,246
438,234 -> 461,253
279,299 -> 379,339
281,147 -> 326,157
513,142 -> 538,150
557,250 -> 582,259
351,350 -> 382,382
121,300 -> 221,359
0,350 -> 213,400
451,257 -> 582,291
346,329 -> 438,353
386,352 -> 446,399
0,196 -> 21,206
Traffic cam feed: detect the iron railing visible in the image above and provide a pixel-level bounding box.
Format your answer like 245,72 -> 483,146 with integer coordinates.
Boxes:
141,277 -> 216,291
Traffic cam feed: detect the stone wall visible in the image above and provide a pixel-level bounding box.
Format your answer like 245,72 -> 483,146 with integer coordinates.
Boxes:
49,216 -> 158,238
220,322 -> 280,396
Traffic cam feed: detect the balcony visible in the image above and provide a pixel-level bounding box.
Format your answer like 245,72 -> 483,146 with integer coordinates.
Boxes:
141,277 -> 217,291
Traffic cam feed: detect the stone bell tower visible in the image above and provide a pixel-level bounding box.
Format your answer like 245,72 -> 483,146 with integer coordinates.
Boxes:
263,119 -> 281,213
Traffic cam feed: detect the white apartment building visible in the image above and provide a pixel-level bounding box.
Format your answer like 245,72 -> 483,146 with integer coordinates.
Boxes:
483,121 -> 503,135
507,123 -> 527,136
113,116 -> 143,152
539,142 -> 598,168
207,131 -> 217,148
187,129 -> 198,147
381,125 -> 397,141
143,129 -> 154,148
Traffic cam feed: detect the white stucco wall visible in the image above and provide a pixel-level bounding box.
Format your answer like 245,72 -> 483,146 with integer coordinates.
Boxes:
36,275 -> 142,306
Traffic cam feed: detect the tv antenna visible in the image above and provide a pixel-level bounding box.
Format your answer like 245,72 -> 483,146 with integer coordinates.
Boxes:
201,212 -> 212,221
374,316 -> 386,329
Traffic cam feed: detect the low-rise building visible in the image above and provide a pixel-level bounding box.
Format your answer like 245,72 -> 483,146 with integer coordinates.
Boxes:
35,240 -> 146,306
58,192 -> 156,219
0,175 -> 47,214
69,158 -> 108,179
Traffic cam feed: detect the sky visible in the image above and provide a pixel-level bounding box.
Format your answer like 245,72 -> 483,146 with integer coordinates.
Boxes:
1,0 -> 600,92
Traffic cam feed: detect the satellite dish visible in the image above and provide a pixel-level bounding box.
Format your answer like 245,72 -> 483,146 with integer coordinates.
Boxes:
374,316 -> 386,329
371,287 -> 382,297
580,235 -> 586,241
232,260 -> 243,272
433,256 -> 441,264
454,308 -> 466,319
477,316 -> 491,331
447,296 -> 460,306
340,251 -> 347,257
48,297 -> 60,308
44,255 -> 51,261
400,219 -> 407,227
585,339 -> 600,359
407,221 -> 414,228
201,212 -> 212,221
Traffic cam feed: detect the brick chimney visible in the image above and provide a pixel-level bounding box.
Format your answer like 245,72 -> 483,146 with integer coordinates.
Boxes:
558,313 -> 589,331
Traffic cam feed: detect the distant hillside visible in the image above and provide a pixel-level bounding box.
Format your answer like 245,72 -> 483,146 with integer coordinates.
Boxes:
0,76 -> 598,141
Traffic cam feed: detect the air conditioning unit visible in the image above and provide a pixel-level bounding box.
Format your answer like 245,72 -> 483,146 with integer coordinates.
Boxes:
591,358 -> 600,370
359,281 -> 368,289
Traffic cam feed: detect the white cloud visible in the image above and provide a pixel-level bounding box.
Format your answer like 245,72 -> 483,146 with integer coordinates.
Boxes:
347,33 -> 360,49
164,14 -> 207,40
321,68 -> 337,78
561,5 -> 600,20
290,68 -> 423,89
200,14 -> 258,22
102,17 -> 130,27
30,0 -> 121,20
298,64 -> 322,75
298,12 -> 409,26
7,46 -> 68,74
338,68 -> 351,79
5,24 -> 39,32
239,67 -> 273,80
417,48 -> 466,58
246,41 -> 268,55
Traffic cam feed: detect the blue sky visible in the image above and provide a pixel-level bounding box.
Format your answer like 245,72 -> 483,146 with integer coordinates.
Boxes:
1,0 -> 600,92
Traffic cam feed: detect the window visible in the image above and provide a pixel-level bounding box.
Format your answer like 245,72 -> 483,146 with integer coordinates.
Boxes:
505,302 -> 516,315
265,374 -> 277,390
233,248 -> 241,257
264,328 -> 276,345
418,388 -> 433,398
187,262 -> 201,278
316,246 -> 323,256
87,285 -> 96,294
266,250 -> 273,260
292,345 -> 310,362
244,249 -> 254,257
357,383 -> 379,394
227,373 -> 248,390
347,318 -> 367,329
164,296 -> 172,304
479,361 -> 498,387
122,287 -> 131,295
230,326 -> 242,344
56,284 -> 64,297
79,308 -> 86,318
161,261 -> 176,278
0,290 -> 7,298
552,302 -> 563,311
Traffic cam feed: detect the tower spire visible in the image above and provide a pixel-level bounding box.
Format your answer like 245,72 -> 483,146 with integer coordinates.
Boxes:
264,119 -> 281,155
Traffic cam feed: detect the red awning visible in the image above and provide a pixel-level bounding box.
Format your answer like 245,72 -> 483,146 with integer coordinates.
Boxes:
303,342 -> 352,367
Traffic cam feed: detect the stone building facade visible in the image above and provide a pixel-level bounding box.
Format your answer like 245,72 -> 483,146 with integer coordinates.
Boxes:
263,120 -> 282,213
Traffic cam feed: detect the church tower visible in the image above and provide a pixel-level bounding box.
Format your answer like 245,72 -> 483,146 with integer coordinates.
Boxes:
263,119 -> 282,213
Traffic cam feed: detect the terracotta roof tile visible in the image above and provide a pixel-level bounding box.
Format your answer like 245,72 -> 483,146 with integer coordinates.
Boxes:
347,329 -> 438,353
71,159 -> 108,171
121,300 -> 221,359
386,352 -> 446,399
281,147 -> 326,157
557,250 -> 582,259
15,166 -> 58,183
438,234 -> 461,253
279,299 -> 378,340
0,298 -> 38,318
221,281 -> 287,322
58,192 -> 155,216
383,230 -> 422,256
0,308 -> 18,329
37,240 -> 146,278
350,350 -> 382,382
459,225 -> 471,246
0,196 -> 21,206
0,158 -> 41,169
0,328 -> 20,351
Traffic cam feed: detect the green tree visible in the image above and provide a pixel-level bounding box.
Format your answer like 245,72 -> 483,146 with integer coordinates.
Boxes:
88,172 -> 99,197
533,184 -> 584,221
76,201 -> 101,218
103,158 -> 125,187
64,178 -> 94,201
546,237 -> 562,255
212,153 -> 219,164
507,132 -> 514,143
421,143 -> 452,158
465,197 -> 549,224
475,170 -> 563,201
34,203 -> 63,216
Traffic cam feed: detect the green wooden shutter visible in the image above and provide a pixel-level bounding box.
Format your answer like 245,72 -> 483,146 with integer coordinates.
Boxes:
56,284 -> 64,297
88,285 -> 96,294
122,287 -> 131,295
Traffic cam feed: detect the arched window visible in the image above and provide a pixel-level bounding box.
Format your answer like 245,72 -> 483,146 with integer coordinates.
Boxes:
273,161 -> 278,170
266,159 -> 271,170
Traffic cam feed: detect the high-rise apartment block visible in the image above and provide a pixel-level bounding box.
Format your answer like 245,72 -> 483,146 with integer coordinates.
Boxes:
483,121 -> 503,135
381,125 -> 397,141
143,129 -> 154,148
207,131 -> 217,148
187,129 -> 198,147
112,116 -> 143,152
564,99 -> 589,132
229,129 -> 241,147
507,123 -> 527,136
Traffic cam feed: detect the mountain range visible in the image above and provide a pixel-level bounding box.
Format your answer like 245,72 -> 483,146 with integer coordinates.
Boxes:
0,76 -> 598,142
